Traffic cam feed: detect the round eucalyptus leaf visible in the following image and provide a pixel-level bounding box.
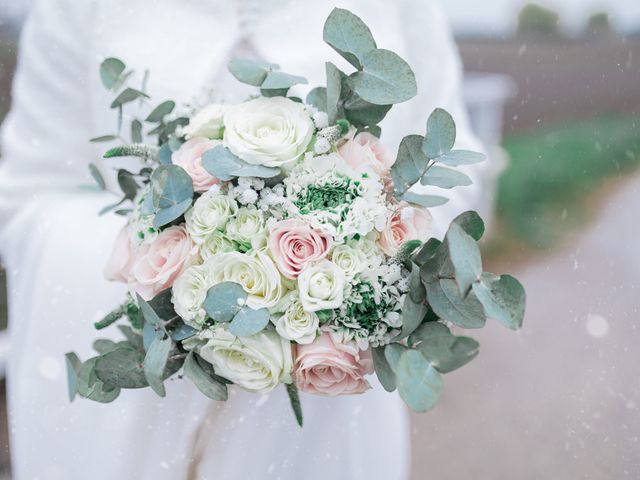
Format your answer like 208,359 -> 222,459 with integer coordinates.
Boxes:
228,58 -> 279,87
143,333 -> 172,397
446,223 -> 482,295
411,322 -> 480,374
261,71 -> 308,90
349,49 -> 417,105
306,87 -> 327,112
229,306 -> 270,337
472,274 -> 526,330
203,282 -> 247,322
325,62 -> 342,124
323,7 -> 377,69
390,135 -> 429,196
383,343 -> 409,373
396,350 -> 443,413
372,347 -> 396,392
437,149 -> 485,166
202,145 -> 280,181
184,352 -> 228,401
451,211 -> 485,241
94,347 -> 149,389
420,165 -> 472,189
150,164 -> 194,227
426,278 -> 486,329
145,100 -> 176,123
422,108 -> 456,159
100,57 -> 126,89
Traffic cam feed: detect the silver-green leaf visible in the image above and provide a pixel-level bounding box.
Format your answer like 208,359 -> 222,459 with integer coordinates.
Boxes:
472,273 -> 526,330
229,306 -> 270,337
322,7 -> 377,69
446,223 -> 482,295
396,349 -> 443,413
184,352 -> 228,401
420,165 -> 472,189
422,108 -> 456,158
203,282 -> 247,322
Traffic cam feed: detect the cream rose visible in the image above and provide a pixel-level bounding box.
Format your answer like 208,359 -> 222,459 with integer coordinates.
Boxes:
172,137 -> 221,193
223,97 -> 314,169
185,193 -> 237,244
378,202 -> 433,256
199,231 -> 236,261
330,244 -> 367,279
171,264 -> 211,329
293,333 -> 373,396
273,292 -> 319,345
297,260 -> 345,312
203,251 -> 283,309
182,104 -> 226,140
225,206 -> 267,251
197,326 -> 293,393
130,225 -> 196,300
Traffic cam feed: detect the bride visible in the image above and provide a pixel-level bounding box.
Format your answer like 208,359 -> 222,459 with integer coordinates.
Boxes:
0,0 -> 486,478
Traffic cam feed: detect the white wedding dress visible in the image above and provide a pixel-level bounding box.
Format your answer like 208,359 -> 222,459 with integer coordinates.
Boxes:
0,0 -> 485,478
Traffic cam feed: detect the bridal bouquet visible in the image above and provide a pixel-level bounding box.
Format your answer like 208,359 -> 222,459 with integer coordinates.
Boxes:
67,8 -> 525,425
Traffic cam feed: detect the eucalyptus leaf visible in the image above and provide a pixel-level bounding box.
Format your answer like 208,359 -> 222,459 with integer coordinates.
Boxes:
285,383 -> 304,427
472,274 -> 526,330
117,169 -> 138,200
150,164 -> 194,227
148,288 -> 177,320
90,135 -> 117,143
446,223 -> 482,295
65,352 -> 81,401
437,149 -> 485,166
203,282 -> 247,322
400,192 -> 449,208
229,306 -> 270,337
390,135 -> 431,196
184,352 -> 228,401
412,238 -> 442,266
452,211 -> 485,241
261,70 -> 308,90
93,339 -> 118,355
422,108 -> 456,159
396,349 -> 443,412
143,333 -> 172,397
397,293 -> 428,341
420,165 -> 472,189
408,262 -> 426,303
306,87 -> 327,112
349,49 -> 417,105
94,347 -> 148,389
372,347 -> 396,392
343,94 -> 391,127
143,323 -> 156,351
100,57 -> 126,90
228,58 -> 278,87
170,323 -> 198,341
384,343 -> 409,372
137,293 -> 167,333
110,87 -> 150,109
158,143 -> 173,164
88,163 -> 106,190
146,101 -> 176,123
323,7 -> 377,69
131,119 -> 143,143
426,278 -> 486,329
77,358 -> 121,403
411,322 -> 479,373
117,325 -> 144,350
325,62 -> 342,124
201,145 -> 281,180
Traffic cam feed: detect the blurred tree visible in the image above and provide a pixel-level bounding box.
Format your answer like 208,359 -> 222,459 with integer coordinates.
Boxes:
586,12 -> 614,37
517,3 -> 561,37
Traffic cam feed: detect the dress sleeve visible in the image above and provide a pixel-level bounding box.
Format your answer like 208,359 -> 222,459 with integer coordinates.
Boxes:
395,0 -> 490,238
0,0 -> 97,243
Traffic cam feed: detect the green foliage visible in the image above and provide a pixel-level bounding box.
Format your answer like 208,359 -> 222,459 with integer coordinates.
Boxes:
420,165 -> 471,189
65,352 -> 81,401
149,164 -> 194,228
228,306 -> 270,337
143,333 -> 172,396
99,57 -> 126,90
323,7 -> 377,69
184,352 -> 228,401
422,108 -> 456,158
203,282 -> 247,322
325,62 -> 342,124
88,163 -> 106,191
228,58 -> 307,96
103,144 -> 159,161
395,350 -> 443,412
472,274 -> 526,330
285,383 -> 304,427
410,323 -> 479,374
110,87 -> 149,109
446,223 -> 482,294
202,145 -> 281,181
372,346 -> 396,392
517,3 -> 560,37
145,101 -> 176,123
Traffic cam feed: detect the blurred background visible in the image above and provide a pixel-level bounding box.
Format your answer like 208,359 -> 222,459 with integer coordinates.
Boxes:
0,0 -> 639,478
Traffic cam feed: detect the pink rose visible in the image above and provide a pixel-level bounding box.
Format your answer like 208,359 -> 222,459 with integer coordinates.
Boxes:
294,333 -> 373,396
131,225 -> 196,300
337,132 -> 394,177
104,225 -> 136,283
172,138 -> 220,193
378,203 -> 433,256
268,219 -> 333,279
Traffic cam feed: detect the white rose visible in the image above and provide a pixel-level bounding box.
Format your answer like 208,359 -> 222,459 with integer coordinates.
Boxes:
273,292 -> 319,344
223,97 -> 314,169
186,194 -> 237,244
225,206 -> 267,251
200,231 -> 237,260
203,251 -> 283,309
297,260 -> 345,312
331,244 -> 367,279
171,264 -> 211,329
197,326 -> 293,393
183,104 -> 226,140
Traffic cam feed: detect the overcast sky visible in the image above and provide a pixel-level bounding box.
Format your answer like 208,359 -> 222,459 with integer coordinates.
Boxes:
442,0 -> 640,34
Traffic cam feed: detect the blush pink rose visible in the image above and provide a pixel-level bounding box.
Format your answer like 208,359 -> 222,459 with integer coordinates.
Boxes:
293,333 -> 373,396
338,132 -> 394,177
104,225 -> 136,283
268,219 -> 333,279
130,225 -> 196,300
172,137 -> 220,193
378,203 -> 433,256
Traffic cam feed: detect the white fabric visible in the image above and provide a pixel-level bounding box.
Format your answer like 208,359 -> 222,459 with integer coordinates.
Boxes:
0,0 -> 486,478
